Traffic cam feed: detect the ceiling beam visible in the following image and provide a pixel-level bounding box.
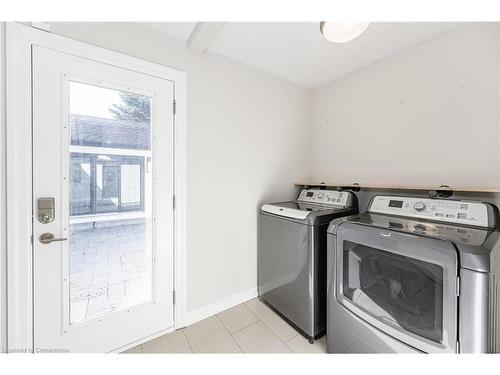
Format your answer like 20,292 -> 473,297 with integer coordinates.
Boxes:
186,22 -> 226,54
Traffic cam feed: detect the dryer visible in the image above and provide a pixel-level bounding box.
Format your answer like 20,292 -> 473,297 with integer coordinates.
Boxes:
327,195 -> 500,353
259,188 -> 358,342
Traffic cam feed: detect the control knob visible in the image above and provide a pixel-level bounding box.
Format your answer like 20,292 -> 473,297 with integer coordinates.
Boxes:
413,224 -> 426,233
414,202 -> 426,212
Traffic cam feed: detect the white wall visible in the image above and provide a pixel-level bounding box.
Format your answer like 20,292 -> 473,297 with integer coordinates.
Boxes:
310,23 -> 500,189
47,22 -> 311,313
0,22 -> 6,351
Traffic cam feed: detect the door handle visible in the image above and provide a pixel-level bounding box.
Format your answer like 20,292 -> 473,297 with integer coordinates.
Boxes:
39,233 -> 68,244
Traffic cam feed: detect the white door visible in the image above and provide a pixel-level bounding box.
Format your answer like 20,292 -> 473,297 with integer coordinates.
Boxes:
32,45 -> 175,353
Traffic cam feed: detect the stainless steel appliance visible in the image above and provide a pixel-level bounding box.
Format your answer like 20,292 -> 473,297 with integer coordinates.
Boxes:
327,195 -> 500,353
259,189 -> 358,342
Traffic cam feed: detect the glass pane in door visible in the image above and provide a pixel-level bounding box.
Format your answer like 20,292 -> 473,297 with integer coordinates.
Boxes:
342,241 -> 444,343
96,164 -> 119,213
70,155 -> 92,215
120,163 -> 143,211
68,81 -> 153,324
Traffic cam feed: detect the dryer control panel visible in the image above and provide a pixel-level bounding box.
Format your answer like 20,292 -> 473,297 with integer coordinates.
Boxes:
297,189 -> 349,207
368,196 -> 490,228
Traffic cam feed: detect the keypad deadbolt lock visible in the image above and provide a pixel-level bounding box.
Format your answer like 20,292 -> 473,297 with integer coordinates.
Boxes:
38,197 -> 55,224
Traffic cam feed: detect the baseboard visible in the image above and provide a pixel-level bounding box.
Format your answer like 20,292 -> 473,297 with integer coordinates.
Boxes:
186,287 -> 258,326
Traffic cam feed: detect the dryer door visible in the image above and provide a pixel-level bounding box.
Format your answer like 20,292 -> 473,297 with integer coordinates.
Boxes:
336,223 -> 458,353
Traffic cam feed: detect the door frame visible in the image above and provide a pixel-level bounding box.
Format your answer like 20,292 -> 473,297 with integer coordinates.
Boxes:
6,22 -> 187,352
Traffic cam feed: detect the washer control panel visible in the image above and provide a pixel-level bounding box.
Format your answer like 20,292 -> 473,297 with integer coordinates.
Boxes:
369,196 -> 490,227
297,189 -> 349,207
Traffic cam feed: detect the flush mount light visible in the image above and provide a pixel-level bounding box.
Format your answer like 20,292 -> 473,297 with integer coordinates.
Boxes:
320,22 -> 370,43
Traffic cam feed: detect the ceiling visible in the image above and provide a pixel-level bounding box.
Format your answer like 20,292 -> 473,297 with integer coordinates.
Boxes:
145,22 -> 458,88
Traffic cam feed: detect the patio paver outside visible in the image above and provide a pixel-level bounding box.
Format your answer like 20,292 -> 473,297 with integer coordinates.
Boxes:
69,219 -> 151,324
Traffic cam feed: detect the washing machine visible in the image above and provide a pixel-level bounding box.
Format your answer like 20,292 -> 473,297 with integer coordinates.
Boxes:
258,188 -> 358,342
327,195 -> 500,353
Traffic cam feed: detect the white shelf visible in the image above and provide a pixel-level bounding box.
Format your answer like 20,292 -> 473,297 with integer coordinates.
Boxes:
295,181 -> 500,193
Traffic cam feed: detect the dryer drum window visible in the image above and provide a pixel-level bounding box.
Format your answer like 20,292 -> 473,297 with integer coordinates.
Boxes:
342,241 -> 444,343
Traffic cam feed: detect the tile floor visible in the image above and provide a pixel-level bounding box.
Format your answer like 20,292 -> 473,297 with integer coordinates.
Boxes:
123,298 -> 327,354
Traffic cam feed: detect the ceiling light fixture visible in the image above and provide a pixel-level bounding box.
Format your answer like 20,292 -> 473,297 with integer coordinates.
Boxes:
320,22 -> 370,43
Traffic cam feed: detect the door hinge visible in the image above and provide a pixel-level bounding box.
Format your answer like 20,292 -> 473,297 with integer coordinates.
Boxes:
173,290 -> 176,305
456,276 -> 461,296
30,234 -> 33,245
173,100 -> 176,115
173,195 -> 176,210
